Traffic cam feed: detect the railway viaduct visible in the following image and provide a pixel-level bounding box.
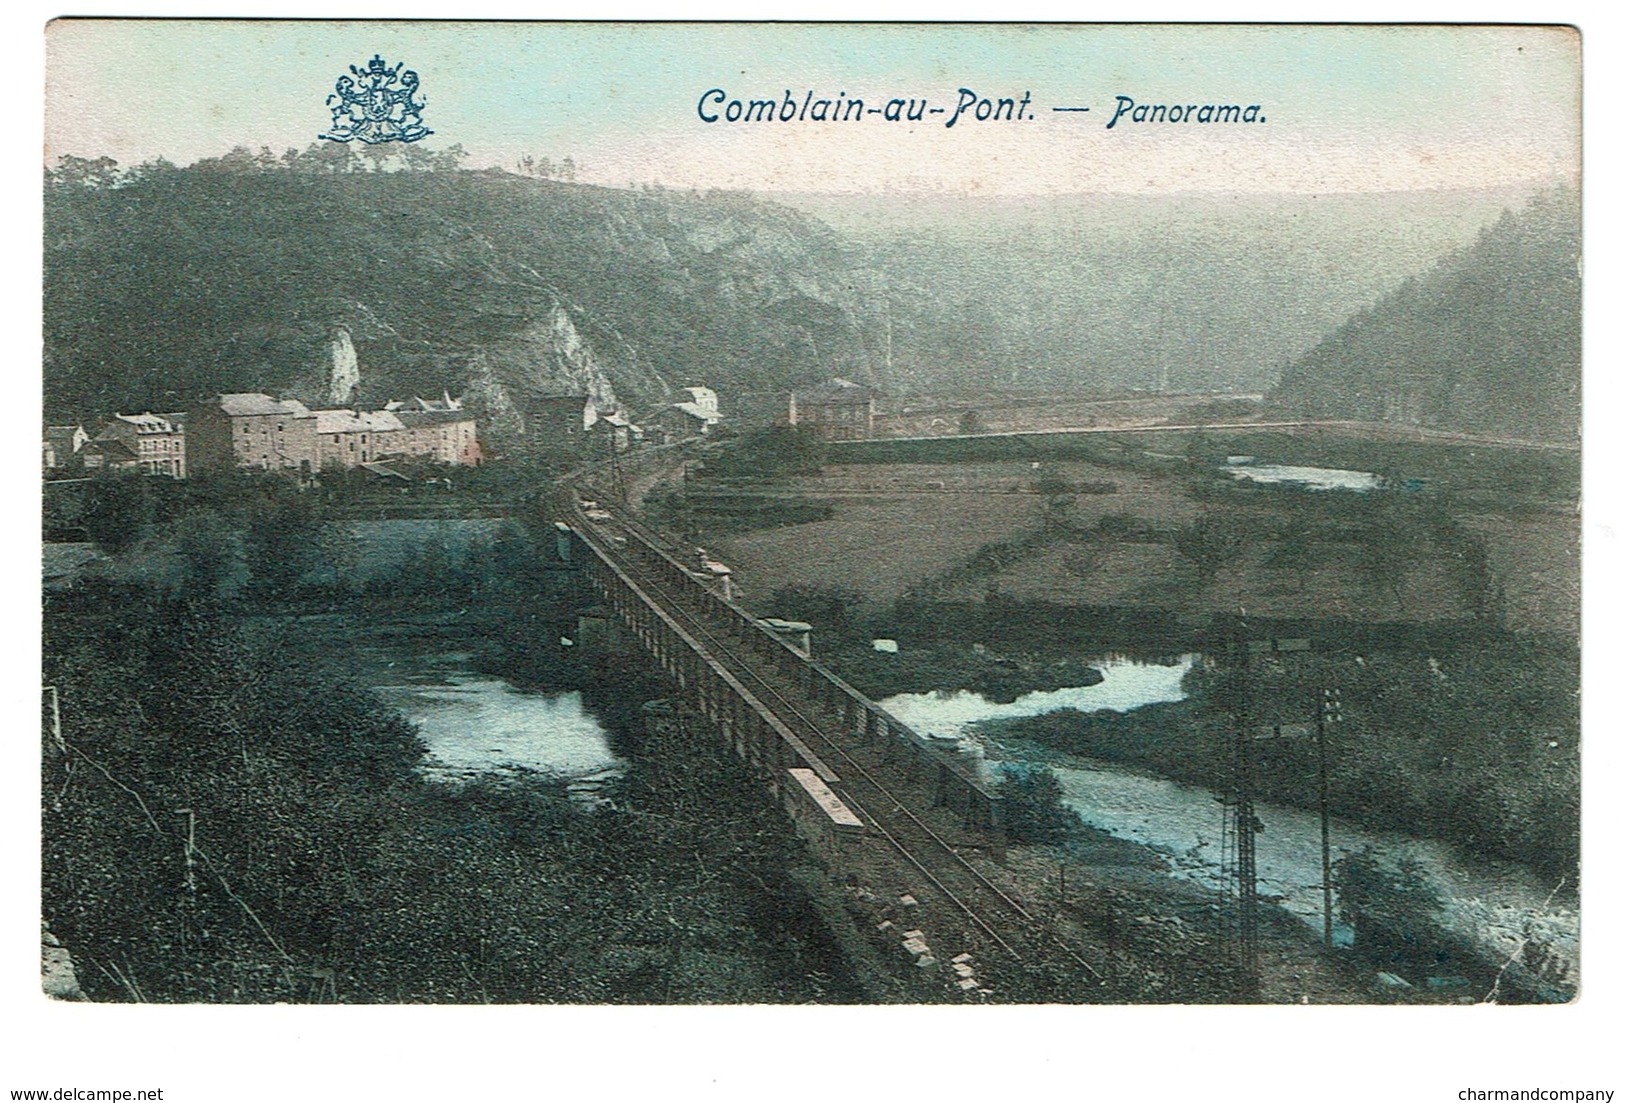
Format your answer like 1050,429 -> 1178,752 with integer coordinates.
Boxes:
554,484 -> 1107,994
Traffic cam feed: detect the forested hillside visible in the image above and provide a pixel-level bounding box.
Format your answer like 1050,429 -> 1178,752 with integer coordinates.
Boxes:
1272,188 -> 1580,442
45,154 -> 1548,429
44,157 -> 879,427
791,188 -> 1530,397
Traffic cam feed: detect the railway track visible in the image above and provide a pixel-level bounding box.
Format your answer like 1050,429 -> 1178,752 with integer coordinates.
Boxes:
559,482 -> 1106,990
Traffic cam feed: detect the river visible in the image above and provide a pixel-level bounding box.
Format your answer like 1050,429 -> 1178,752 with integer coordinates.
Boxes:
879,656 -> 1577,996
1221,461 -> 1382,491
348,630 -> 624,788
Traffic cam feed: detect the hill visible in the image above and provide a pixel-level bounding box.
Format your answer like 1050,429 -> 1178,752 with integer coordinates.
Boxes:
45,161 -> 1542,429
1270,187 -> 1580,442
44,164 -> 879,429
785,188 -> 1531,397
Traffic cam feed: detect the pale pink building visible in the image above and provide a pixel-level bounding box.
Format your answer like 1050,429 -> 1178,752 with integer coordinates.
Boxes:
92,412 -> 187,478
189,394 -> 317,475
314,409 -> 408,470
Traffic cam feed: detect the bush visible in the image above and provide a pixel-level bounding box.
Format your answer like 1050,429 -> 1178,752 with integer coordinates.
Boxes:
702,426 -> 827,478
997,763 -> 1079,844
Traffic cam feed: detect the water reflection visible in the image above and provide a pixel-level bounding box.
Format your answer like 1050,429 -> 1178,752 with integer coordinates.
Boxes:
1222,462 -> 1381,491
355,640 -> 623,782
881,652 -> 1575,991
376,676 -> 623,781
877,655 -> 1196,742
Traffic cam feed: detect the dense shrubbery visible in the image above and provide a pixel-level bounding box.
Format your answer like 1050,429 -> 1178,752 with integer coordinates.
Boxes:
696,426 -> 828,479
996,764 -> 1081,844
987,640 -> 1579,883
42,582 -> 858,1003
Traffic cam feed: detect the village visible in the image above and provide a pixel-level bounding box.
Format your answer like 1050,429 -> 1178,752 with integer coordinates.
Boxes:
42,373 -> 883,482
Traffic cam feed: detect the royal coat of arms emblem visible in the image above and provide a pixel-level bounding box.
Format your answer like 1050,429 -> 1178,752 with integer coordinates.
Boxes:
320,54 -> 433,144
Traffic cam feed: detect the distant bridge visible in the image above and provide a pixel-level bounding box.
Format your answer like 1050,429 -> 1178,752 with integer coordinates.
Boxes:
832,418 -> 1581,454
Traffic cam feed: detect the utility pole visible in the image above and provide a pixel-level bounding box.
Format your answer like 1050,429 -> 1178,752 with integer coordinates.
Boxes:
1228,635 -> 1261,999
175,809 -> 198,895
1228,634 -> 1312,999
606,421 -> 626,505
43,686 -> 63,755
1318,688 -> 1342,951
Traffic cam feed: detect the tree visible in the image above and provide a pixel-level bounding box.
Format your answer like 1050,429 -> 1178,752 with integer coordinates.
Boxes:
173,510 -> 237,599
82,474 -> 153,554
431,144 -> 469,172
400,143 -> 437,172
767,584 -> 863,636
301,140 -> 358,175
1333,849 -> 1451,969
706,426 -> 827,478
47,154 -> 121,189
360,142 -> 398,173
997,764 -> 1079,844
193,145 -> 262,174
1264,520 -> 1317,594
124,157 -> 179,185
244,496 -> 324,598
1173,514 -> 1247,584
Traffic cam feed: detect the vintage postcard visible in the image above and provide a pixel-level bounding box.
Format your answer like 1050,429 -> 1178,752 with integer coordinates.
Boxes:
31,13 -> 1589,1088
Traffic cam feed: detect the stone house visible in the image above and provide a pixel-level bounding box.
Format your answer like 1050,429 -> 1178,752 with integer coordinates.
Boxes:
652,385 -> 722,441
91,412 -> 187,477
787,379 -> 877,441
383,395 -> 481,465
522,392 -> 596,444
191,391 -> 481,475
313,409 -> 408,470
79,437 -> 140,472
189,394 -> 318,475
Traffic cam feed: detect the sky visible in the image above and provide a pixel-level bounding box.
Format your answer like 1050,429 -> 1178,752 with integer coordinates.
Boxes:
45,21 -> 1580,195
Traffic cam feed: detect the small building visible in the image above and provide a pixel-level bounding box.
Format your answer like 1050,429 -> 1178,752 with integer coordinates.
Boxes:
394,408 -> 482,466
788,379 -> 878,441
79,437 -> 141,473
585,410 -> 642,453
522,392 -> 595,444
43,425 -> 90,473
653,385 -> 723,441
92,412 -> 187,478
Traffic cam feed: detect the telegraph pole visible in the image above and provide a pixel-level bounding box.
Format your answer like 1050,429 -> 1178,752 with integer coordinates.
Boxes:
1228,634 -> 1261,999
1318,688 -> 1342,951
1228,634 -> 1313,998
606,420 -> 627,504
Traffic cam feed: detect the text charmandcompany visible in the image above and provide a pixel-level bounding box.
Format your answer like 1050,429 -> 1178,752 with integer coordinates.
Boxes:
696,88 -> 1266,128
1459,1092 -> 1613,1102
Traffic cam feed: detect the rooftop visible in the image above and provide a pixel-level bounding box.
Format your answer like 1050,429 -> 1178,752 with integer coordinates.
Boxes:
796,378 -> 879,403
314,409 -> 406,434
218,393 -> 313,418
113,412 -> 179,433
394,407 -> 475,427
672,401 -> 722,422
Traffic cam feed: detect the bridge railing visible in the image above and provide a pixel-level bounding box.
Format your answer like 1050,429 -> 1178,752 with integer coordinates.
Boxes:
569,497 -> 1002,831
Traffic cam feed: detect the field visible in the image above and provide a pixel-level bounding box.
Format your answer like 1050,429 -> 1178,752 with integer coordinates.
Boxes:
681,432 -> 1578,639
